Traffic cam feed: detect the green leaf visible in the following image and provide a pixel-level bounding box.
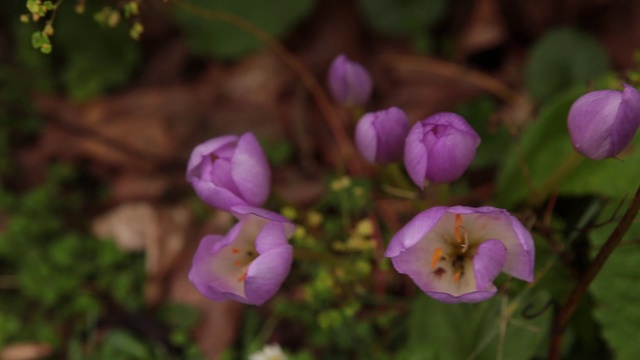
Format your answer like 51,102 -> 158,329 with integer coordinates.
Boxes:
496,80 -> 640,208
404,294 -> 551,360
590,245 -> 640,360
358,0 -> 447,37
455,96 -> 508,169
174,0 -> 315,59
54,2 -> 140,100
525,28 -> 609,102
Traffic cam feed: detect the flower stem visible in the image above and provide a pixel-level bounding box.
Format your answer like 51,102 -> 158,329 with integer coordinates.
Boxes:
172,0 -> 361,175
548,183 -> 640,360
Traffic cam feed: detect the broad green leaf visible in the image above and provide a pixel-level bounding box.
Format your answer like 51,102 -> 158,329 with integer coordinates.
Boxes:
54,2 -> 141,100
359,0 -> 447,37
590,245 -> 640,360
526,28 -> 609,102
455,97 -> 509,169
496,81 -> 640,208
174,0 -> 315,59
404,293 -> 551,360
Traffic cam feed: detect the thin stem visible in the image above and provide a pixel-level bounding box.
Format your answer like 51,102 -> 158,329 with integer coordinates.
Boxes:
381,54 -> 522,106
548,184 -> 640,360
172,0 -> 360,174
531,152 -> 582,206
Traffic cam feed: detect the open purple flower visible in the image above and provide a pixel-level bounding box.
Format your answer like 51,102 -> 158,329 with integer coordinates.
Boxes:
385,206 -> 534,303
568,84 -> 640,160
404,112 -> 480,187
327,54 -> 373,106
355,107 -> 410,164
186,132 -> 271,212
189,206 -> 295,305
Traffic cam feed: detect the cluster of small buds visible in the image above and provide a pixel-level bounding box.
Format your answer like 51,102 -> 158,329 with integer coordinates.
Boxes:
186,132 -> 295,306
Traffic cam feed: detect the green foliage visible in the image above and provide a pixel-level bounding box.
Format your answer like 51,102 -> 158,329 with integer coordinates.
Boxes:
526,28 -> 610,102
590,245 -> 640,360
54,1 -> 141,100
174,0 -> 316,59
358,0 -> 447,51
497,80 -> 640,208
404,294 -> 551,360
455,97 -> 509,169
358,0 -> 447,37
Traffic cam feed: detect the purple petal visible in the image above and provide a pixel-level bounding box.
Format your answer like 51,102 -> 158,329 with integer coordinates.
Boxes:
191,180 -> 248,211
245,245 -> 293,305
231,133 -> 271,207
384,206 -> 448,257
355,112 -> 378,163
447,206 -> 534,282
373,107 -> 410,163
254,221 -> 295,254
186,135 -> 238,180
426,289 -> 499,304
344,60 -> 373,106
188,234 -> 245,302
472,239 -> 507,291
404,122 -> 429,188
503,212 -> 535,282
327,54 -> 372,106
611,84 -> 640,156
568,90 -> 621,159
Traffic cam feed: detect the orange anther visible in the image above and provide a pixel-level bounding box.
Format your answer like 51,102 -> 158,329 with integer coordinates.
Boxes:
454,214 -> 462,244
453,271 -> 461,284
237,272 -> 247,282
232,248 -> 240,254
431,247 -> 443,270
233,260 -> 242,267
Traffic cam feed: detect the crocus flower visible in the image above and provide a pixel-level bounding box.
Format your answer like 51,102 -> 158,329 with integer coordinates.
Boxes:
186,132 -> 271,212
404,112 -> 480,187
567,84 -> 640,160
327,54 -> 373,106
189,206 -> 295,305
355,107 -> 410,164
385,206 -> 534,303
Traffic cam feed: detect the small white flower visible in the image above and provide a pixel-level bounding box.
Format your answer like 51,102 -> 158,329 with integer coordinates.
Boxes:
248,344 -> 287,360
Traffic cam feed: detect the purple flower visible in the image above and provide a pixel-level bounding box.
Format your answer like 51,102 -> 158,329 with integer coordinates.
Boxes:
188,206 -> 295,305
404,112 -> 480,187
327,54 -> 373,106
186,132 -> 271,212
568,84 -> 640,160
385,206 -> 534,303
355,107 -> 410,164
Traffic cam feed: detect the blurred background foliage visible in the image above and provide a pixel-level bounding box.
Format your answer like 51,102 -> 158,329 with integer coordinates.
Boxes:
2,0 -> 640,359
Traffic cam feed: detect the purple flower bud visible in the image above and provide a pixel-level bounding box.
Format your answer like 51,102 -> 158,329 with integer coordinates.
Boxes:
385,206 -> 535,303
567,84 -> 640,160
404,112 -> 481,187
188,206 -> 295,305
327,54 -> 373,106
355,107 -> 410,164
186,132 -> 271,212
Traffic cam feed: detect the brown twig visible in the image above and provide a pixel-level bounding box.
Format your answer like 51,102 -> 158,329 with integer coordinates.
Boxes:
548,184 -> 640,360
172,0 -> 360,174
381,53 -> 522,106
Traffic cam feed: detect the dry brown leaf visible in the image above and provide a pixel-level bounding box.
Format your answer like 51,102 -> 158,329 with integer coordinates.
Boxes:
0,343 -> 53,360
91,202 -> 192,304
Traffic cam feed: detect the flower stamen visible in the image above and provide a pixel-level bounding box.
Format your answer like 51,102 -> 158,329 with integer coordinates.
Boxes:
454,214 -> 462,244
237,272 -> 247,282
453,271 -> 462,284
431,247 -> 443,270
